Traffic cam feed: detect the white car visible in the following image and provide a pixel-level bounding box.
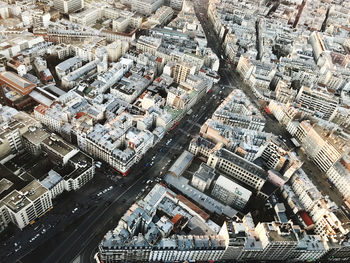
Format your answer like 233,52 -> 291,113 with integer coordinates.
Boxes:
14,246 -> 22,252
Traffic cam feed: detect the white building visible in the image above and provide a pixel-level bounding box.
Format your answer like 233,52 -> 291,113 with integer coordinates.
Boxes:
53,0 -> 84,14
131,0 -> 164,16
295,86 -> 338,120
0,180 -> 52,230
211,175 -> 252,210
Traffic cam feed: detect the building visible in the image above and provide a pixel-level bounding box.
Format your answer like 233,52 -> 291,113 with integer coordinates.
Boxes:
294,121 -> 348,172
131,0 -> 163,16
0,71 -> 36,109
256,141 -> 287,171
22,126 -> 50,156
169,0 -> 183,10
55,57 -> 83,80
206,147 -> 267,193
191,163 -> 215,192
255,221 -> 299,260
173,61 -> 196,84
69,8 -> 101,26
147,6 -> 174,26
53,0 -> 84,14
211,175 -> 252,210
326,152 -> 350,202
0,107 -> 41,160
212,89 -> 266,131
295,86 -> 338,120
0,180 -> 52,230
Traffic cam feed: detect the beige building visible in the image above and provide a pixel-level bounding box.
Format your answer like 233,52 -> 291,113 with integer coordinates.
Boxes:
173,62 -> 196,84
295,121 -> 348,172
0,108 -> 41,160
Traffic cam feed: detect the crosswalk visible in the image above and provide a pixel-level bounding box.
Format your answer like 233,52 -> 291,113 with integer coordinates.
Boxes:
186,119 -> 202,128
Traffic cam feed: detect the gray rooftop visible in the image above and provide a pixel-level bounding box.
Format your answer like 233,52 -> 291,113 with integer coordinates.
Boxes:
164,173 -> 237,218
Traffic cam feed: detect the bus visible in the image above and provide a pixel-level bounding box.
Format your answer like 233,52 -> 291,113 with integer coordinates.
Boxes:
170,122 -> 178,130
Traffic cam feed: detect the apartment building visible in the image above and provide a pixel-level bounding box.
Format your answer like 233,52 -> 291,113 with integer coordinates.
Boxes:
255,221 -> 299,261
69,8 -> 101,26
191,163 -> 215,192
326,152 -> 350,202
256,141 -> 287,171
296,86 -> 338,120
98,183 -> 227,262
207,147 -> 267,192
173,61 -> 196,84
295,121 -> 348,172
212,175 -> 252,210
0,180 -> 52,230
53,0 -> 84,14
213,89 -> 266,131
55,56 -> 83,80
131,0 -> 163,16
0,108 -> 41,160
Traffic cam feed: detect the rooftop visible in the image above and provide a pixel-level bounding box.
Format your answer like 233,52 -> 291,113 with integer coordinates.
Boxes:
164,173 -> 237,218
24,128 -> 49,149
215,175 -> 252,201
168,150 -> 194,177
0,71 -> 36,96
42,134 -> 78,158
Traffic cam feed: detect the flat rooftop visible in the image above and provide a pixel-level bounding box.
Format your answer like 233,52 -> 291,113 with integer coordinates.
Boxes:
22,126 -> 50,146
215,175 -> 252,201
42,134 -> 77,157
164,173 -> 237,218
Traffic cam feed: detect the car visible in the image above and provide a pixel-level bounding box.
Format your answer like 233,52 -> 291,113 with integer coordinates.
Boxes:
150,162 -> 154,166
6,251 -> 14,257
14,246 -> 22,252
41,228 -> 46,234
146,180 -> 152,184
108,186 -> 113,190
145,162 -> 150,167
